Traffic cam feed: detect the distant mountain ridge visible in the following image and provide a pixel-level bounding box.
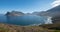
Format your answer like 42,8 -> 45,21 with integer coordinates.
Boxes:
37,5 -> 60,17
47,5 -> 60,12
37,5 -> 60,24
6,11 -> 25,16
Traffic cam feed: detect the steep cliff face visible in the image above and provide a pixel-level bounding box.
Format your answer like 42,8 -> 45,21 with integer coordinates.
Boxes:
46,5 -> 60,23
37,5 -> 60,24
37,5 -> 60,17
47,5 -> 60,12
46,5 -> 60,17
5,11 -> 25,16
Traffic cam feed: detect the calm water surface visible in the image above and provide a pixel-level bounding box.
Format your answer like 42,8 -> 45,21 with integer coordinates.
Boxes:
0,15 -> 52,26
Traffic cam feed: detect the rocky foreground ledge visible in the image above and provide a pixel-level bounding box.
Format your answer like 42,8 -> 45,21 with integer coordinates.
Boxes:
0,23 -> 59,32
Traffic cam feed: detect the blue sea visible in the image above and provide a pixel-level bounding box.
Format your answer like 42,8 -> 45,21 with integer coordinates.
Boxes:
0,15 -> 52,26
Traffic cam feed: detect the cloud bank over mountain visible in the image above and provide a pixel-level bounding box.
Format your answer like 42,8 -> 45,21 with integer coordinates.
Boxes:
51,0 -> 60,7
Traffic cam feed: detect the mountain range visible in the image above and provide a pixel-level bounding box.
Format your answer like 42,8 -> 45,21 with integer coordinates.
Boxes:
36,5 -> 60,24
37,5 -> 60,17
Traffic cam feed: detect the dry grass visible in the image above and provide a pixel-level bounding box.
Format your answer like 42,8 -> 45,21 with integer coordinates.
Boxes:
0,23 -> 59,32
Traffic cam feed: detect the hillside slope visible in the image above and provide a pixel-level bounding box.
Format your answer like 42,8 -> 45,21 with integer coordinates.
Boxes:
0,23 -> 58,32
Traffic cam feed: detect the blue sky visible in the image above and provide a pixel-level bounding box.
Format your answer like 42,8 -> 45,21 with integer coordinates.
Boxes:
0,0 -> 54,14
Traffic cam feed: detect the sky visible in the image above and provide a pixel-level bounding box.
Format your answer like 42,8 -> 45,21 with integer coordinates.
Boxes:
0,0 -> 60,14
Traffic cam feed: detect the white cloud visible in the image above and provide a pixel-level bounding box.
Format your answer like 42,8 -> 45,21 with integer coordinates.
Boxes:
51,0 -> 60,7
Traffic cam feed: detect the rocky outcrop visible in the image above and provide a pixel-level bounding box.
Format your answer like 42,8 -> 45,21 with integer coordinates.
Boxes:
5,11 -> 25,16
52,16 -> 60,24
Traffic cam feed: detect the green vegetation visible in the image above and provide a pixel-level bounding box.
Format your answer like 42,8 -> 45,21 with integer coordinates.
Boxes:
0,27 -> 8,32
54,30 -> 60,32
